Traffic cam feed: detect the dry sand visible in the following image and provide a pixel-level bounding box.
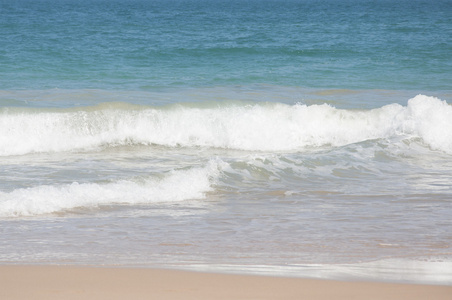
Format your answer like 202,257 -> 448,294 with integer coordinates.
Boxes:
1,265 -> 451,300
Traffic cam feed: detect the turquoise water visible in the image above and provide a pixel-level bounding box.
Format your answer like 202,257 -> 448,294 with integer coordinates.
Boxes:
1,0 -> 451,91
1,0 -> 452,284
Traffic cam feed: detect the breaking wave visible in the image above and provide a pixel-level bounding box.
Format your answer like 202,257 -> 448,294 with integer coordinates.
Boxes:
0,159 -> 224,217
0,95 -> 451,155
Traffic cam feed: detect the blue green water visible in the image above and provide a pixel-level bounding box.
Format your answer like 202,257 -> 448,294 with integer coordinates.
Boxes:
1,0 -> 451,91
1,0 -> 452,284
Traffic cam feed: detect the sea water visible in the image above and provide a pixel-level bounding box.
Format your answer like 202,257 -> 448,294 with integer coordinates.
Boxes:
1,0 -> 451,285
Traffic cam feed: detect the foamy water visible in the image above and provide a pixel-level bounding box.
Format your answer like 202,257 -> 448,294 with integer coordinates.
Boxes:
1,91 -> 451,284
0,160 -> 222,216
1,0 -> 451,285
2,95 -> 451,156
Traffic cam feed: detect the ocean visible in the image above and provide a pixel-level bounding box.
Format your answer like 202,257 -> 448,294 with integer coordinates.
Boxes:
1,0 -> 451,285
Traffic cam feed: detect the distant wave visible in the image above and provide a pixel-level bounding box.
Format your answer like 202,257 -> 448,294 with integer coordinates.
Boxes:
0,95 -> 451,155
0,159 -> 224,217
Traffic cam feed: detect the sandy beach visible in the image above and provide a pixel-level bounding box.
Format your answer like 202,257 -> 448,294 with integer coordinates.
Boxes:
1,265 -> 451,300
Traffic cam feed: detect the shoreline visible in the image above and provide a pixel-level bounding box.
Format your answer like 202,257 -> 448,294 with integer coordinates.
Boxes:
1,265 -> 451,300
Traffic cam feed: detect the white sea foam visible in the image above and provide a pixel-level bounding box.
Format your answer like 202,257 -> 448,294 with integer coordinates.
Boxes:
0,159 -> 224,217
0,95 -> 450,155
184,258 -> 452,285
403,95 -> 452,154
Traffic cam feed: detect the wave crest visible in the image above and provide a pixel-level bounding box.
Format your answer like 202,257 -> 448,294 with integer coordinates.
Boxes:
0,159 -> 224,217
0,95 -> 450,155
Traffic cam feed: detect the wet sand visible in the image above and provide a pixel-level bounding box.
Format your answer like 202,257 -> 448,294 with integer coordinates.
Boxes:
1,265 -> 451,300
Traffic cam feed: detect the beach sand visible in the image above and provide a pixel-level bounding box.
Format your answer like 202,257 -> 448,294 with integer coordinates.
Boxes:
1,265 -> 451,300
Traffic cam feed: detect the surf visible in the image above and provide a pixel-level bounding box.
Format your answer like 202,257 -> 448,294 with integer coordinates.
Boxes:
0,159 -> 224,217
0,95 -> 450,156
